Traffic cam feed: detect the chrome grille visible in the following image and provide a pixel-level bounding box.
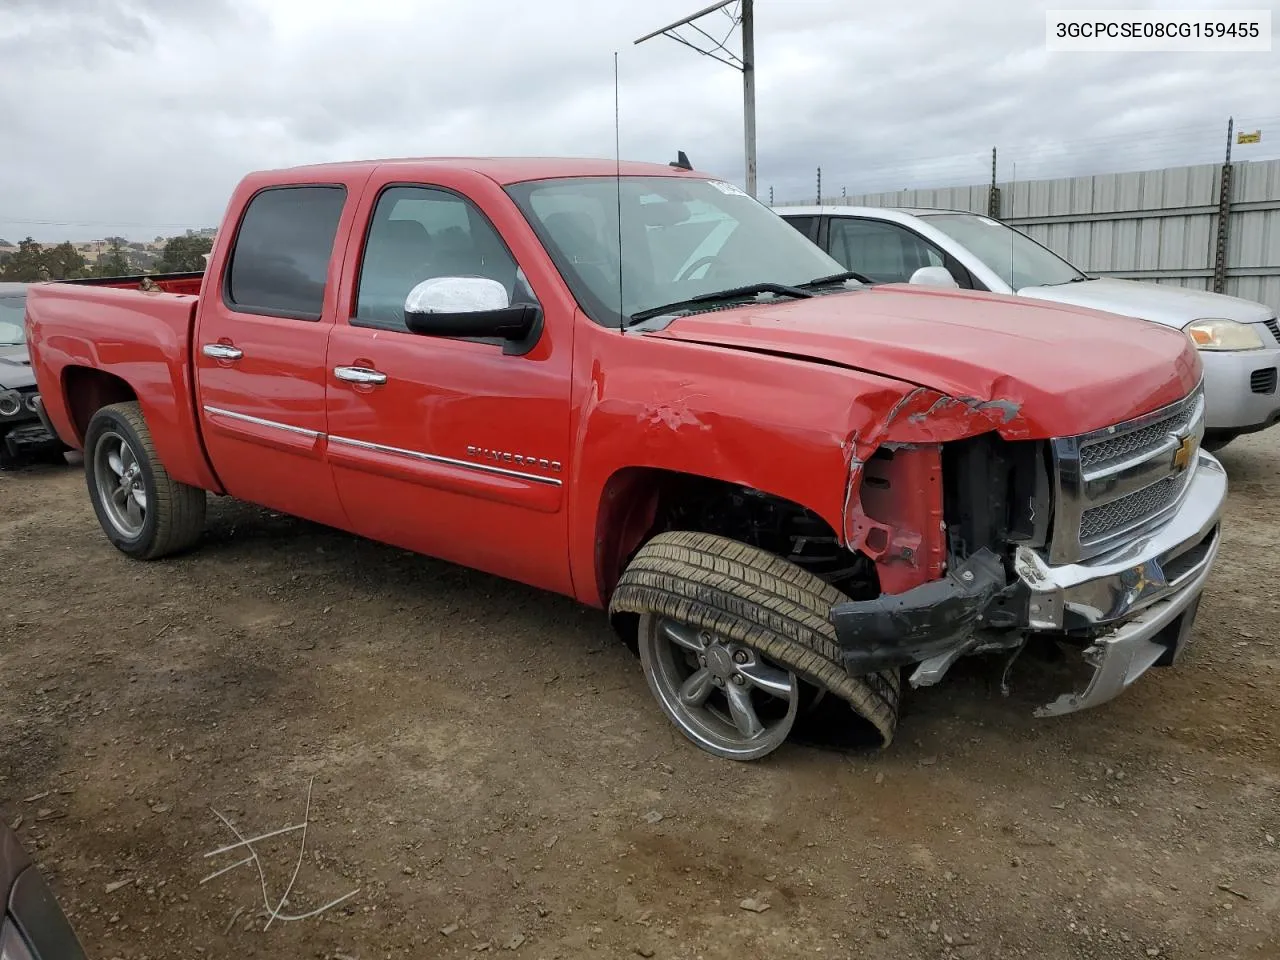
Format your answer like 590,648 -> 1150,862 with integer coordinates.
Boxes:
1048,383 -> 1205,564
1265,317 -> 1280,343
1080,472 -> 1191,543
1079,403 -> 1195,472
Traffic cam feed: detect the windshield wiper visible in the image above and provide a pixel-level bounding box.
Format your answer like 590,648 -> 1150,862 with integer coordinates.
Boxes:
628,282 -> 814,324
797,270 -> 873,288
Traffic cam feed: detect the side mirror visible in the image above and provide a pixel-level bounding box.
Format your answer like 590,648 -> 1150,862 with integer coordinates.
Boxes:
403,277 -> 542,355
911,267 -> 962,289
908,266 -> 960,289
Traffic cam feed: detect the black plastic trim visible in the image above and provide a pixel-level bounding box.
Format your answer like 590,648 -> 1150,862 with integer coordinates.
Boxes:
829,548 -> 1006,674
10,866 -> 88,960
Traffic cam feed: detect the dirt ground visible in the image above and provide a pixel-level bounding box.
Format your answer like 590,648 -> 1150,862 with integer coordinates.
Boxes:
1,431 -> 1278,960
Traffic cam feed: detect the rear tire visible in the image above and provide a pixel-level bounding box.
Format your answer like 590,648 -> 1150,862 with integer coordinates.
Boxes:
84,401 -> 206,559
609,530 -> 900,760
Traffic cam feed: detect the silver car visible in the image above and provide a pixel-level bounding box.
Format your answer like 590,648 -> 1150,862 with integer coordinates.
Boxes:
777,206 -> 1280,452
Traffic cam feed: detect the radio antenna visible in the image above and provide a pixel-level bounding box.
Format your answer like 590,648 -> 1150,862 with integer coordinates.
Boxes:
614,50 -> 625,332
1009,160 -> 1016,291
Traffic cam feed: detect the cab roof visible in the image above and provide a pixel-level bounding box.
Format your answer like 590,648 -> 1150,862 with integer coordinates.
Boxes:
260,156 -> 710,186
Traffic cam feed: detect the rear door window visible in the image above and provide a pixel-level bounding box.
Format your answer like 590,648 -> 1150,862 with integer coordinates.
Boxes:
225,185 -> 347,320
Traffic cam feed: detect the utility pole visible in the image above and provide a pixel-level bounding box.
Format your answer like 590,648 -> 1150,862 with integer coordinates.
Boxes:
741,0 -> 756,199
1213,117 -> 1234,294
988,147 -> 1000,218
816,166 -> 822,204
635,0 -> 757,198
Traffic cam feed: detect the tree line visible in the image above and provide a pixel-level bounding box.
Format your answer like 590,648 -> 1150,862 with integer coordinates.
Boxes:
0,234 -> 213,283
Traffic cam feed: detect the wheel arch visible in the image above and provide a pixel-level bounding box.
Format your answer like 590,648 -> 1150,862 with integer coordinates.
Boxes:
58,364 -> 221,493
593,466 -> 879,647
61,366 -> 138,445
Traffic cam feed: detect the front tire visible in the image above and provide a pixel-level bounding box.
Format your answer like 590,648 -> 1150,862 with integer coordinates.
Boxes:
610,530 -> 900,761
84,401 -> 206,559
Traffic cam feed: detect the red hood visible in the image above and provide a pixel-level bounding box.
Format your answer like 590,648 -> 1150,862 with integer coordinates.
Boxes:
647,285 -> 1202,438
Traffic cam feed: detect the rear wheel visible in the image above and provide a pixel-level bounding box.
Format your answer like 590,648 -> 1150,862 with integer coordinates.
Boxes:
610,530 -> 900,761
84,402 -> 206,559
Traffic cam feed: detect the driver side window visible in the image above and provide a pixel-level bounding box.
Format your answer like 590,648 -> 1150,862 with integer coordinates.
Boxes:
354,185 -> 534,332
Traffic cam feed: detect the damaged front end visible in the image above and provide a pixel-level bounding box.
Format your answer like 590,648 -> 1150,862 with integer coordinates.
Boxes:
831,383 -> 1227,717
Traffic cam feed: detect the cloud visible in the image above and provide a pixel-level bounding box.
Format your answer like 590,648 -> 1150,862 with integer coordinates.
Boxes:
0,0 -> 1275,241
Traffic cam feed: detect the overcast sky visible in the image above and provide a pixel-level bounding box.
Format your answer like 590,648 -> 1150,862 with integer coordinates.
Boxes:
1,0 -> 1276,242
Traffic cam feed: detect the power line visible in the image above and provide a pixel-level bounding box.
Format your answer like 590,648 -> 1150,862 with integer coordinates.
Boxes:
0,217 -> 208,228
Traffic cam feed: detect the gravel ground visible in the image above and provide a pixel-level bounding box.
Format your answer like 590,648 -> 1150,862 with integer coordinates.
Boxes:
1,431 -> 1278,960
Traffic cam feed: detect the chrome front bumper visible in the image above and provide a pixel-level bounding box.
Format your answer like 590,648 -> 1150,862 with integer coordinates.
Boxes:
1014,450 -> 1227,717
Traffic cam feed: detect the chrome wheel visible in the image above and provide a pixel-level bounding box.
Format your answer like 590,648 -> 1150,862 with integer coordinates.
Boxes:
638,614 -> 800,761
93,429 -> 147,539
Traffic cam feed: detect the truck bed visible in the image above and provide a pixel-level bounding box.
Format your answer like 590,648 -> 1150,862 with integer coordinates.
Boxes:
24,273 -> 221,492
55,271 -> 206,297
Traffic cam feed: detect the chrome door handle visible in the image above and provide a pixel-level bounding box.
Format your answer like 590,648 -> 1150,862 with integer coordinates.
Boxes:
334,366 -> 388,385
202,343 -> 243,361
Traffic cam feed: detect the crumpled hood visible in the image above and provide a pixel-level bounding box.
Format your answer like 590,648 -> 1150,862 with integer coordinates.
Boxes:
647,285 -> 1202,438
1018,276 -> 1275,328
0,343 -> 34,391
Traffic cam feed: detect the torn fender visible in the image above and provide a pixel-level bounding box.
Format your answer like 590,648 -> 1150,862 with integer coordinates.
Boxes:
840,387 -> 1029,594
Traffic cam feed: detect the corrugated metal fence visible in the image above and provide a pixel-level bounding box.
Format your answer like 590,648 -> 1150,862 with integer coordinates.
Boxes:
787,159 -> 1280,314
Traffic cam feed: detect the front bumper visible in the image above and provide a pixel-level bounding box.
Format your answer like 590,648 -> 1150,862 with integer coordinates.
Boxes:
0,395 -> 61,460
830,451 -> 1227,715
1200,344 -> 1280,433
1015,450 -> 1225,715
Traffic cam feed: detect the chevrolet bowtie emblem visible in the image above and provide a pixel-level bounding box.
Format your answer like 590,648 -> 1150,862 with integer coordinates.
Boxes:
1172,434 -> 1196,471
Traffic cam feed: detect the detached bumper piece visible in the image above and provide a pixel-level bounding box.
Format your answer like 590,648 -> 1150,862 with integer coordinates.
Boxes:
829,548 -> 1006,676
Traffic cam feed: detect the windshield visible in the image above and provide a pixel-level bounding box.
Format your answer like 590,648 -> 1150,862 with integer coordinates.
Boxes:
505,176 -> 845,325
0,295 -> 26,345
919,213 -> 1086,290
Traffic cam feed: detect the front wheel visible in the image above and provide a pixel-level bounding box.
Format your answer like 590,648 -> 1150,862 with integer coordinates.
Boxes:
610,530 -> 900,761
84,401 -> 206,559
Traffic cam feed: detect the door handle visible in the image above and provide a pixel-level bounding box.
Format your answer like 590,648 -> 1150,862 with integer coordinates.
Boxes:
334,366 -> 388,385
202,343 -> 243,361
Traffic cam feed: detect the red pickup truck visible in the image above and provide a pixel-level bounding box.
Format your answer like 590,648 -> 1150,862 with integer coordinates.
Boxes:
25,157 -> 1226,761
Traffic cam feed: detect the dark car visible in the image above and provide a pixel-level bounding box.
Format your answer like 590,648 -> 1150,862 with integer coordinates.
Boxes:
1,824 -> 88,959
0,283 -> 65,467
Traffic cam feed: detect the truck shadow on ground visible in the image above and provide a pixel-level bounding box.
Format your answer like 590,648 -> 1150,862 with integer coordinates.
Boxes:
186,494 -> 1114,760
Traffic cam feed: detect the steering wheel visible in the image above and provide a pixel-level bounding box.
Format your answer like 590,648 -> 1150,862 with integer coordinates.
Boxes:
675,255 -> 719,283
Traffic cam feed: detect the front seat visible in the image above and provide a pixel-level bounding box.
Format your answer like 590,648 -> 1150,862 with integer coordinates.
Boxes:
357,219 -> 435,327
